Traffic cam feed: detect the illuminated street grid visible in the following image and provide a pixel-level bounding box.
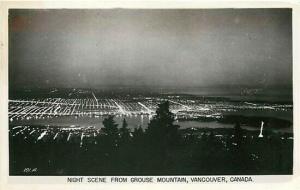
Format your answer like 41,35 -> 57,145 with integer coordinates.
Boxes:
9,94 -> 292,122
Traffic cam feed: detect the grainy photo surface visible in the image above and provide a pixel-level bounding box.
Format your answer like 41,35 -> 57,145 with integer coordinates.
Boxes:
8,9 -> 293,176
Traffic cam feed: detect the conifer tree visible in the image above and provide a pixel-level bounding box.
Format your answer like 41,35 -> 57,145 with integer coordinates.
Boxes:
120,118 -> 130,143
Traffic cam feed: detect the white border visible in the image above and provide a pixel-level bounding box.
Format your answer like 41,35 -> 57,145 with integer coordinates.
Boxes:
1,1 -> 300,189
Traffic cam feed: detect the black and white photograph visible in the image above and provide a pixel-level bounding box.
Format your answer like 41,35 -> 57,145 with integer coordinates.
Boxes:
8,8 -> 293,176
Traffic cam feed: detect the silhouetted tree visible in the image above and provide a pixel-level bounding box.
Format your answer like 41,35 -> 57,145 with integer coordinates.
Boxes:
133,126 -> 144,140
102,115 -> 119,148
146,101 -> 180,146
122,118 -> 128,128
119,118 -> 130,144
132,126 -> 145,151
143,101 -> 181,173
233,122 -> 242,149
102,116 -> 118,136
231,122 -> 252,173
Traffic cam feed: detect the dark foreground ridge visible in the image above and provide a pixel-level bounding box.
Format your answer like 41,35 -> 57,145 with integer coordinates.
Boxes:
9,101 -> 293,176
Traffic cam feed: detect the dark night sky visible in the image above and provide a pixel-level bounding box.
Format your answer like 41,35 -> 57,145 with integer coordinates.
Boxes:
9,9 -> 292,90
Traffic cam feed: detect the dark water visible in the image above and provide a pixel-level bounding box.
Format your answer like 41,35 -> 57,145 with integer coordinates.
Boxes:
10,114 -> 292,133
10,115 -> 234,129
